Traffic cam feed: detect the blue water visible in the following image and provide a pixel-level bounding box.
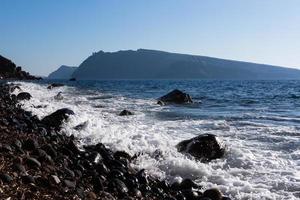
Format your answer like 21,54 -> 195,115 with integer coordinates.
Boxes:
15,80 -> 300,200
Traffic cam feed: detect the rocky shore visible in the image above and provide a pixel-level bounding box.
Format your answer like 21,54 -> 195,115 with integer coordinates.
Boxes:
0,55 -> 41,80
0,82 -> 231,200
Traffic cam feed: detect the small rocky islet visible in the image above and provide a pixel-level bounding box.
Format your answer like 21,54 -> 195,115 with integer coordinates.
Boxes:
0,55 -> 231,200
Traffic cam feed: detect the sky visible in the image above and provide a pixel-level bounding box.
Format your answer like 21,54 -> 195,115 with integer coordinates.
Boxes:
0,0 -> 300,76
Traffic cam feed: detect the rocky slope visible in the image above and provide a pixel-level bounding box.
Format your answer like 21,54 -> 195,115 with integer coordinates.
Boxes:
0,55 -> 40,80
70,49 -> 300,80
48,65 -> 77,79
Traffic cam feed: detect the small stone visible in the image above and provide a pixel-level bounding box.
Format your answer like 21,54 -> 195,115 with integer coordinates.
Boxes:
13,163 -> 26,173
42,144 -> 57,158
2,144 -> 12,152
92,177 -> 103,192
26,157 -> 41,168
50,175 -> 61,184
87,191 -> 97,199
64,179 -> 76,188
0,173 -> 13,183
131,188 -> 142,198
22,175 -> 35,184
64,167 -> 75,178
36,176 -> 50,187
23,138 -> 39,151
13,139 -> 22,149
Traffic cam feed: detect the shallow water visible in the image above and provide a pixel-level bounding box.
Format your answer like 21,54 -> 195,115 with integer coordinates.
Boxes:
12,80 -> 300,199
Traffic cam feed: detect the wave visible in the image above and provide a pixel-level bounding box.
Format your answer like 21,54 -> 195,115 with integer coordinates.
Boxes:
11,80 -> 300,200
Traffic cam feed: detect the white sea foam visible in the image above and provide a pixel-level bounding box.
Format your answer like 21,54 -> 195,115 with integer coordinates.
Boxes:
12,81 -> 300,200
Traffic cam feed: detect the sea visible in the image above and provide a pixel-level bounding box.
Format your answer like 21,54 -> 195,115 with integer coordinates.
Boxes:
12,80 -> 300,200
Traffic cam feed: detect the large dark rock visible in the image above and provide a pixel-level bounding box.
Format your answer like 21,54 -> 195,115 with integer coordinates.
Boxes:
17,92 -> 32,101
158,89 -> 192,104
119,110 -> 134,116
176,134 -> 226,161
41,108 -> 74,128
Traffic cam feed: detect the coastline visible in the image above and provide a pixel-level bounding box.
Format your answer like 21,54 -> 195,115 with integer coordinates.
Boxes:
0,82 -> 230,200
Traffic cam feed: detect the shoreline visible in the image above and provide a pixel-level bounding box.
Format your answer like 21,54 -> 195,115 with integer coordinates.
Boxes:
0,82 -> 230,200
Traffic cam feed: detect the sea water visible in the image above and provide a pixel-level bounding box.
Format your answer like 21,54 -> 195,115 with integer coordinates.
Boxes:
12,80 -> 300,200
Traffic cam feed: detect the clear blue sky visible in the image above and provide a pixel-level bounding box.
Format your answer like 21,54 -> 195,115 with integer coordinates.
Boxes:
0,0 -> 300,76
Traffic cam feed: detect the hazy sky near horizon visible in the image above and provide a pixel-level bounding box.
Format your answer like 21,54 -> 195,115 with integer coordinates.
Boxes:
1,0 -> 300,76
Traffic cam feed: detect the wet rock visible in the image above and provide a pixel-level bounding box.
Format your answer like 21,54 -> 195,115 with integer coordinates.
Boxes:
98,191 -> 116,200
69,78 -> 76,81
109,169 -> 125,180
92,177 -> 103,192
125,175 -> 139,189
67,140 -> 80,155
13,139 -> 22,149
137,169 -> 149,185
42,144 -> 57,158
2,144 -> 12,152
41,108 -> 74,128
131,188 -> 142,198
23,138 -> 39,151
17,92 -> 32,101
87,191 -> 97,199
74,121 -> 89,131
36,176 -> 50,187
203,188 -> 223,200
49,175 -> 61,185
22,175 -> 35,184
13,163 -> 26,173
114,151 -> 132,161
9,85 -> 21,93
180,178 -> 200,190
25,157 -> 41,168
54,92 -> 63,100
64,167 -> 75,178
47,83 -> 64,89
0,173 -> 13,183
158,89 -> 192,104
96,162 -> 110,175
176,134 -> 226,161
108,178 -> 128,195
64,179 -> 76,188
119,109 -> 134,116
182,189 -> 200,200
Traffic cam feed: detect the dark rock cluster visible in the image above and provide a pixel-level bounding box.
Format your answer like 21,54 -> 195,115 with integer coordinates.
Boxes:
0,83 -> 231,200
0,55 -> 41,80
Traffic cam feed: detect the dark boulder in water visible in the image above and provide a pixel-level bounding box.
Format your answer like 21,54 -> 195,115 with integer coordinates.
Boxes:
54,92 -> 63,100
17,92 -> 32,101
203,188 -> 223,200
158,89 -> 192,104
41,108 -> 74,128
176,134 -> 225,161
69,78 -> 76,81
119,109 -> 134,116
47,83 -> 64,89
74,121 -> 89,131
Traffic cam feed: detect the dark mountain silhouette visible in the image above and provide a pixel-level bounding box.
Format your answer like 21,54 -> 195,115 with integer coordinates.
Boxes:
0,55 -> 40,80
48,65 -> 77,79
67,49 -> 300,80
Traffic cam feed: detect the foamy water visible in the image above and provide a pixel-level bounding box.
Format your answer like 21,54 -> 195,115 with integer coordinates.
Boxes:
12,80 -> 300,200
